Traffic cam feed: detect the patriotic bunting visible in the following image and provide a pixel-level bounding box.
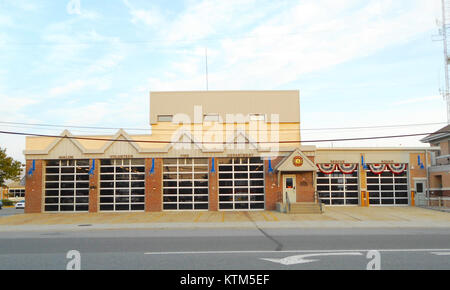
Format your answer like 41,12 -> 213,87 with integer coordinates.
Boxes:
337,163 -> 358,174
368,164 -> 386,174
317,163 -> 337,174
387,163 -> 407,175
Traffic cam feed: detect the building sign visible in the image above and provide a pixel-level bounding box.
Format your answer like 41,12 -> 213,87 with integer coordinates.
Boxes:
58,156 -> 74,159
293,156 -> 303,167
109,155 -> 134,159
330,160 -> 345,164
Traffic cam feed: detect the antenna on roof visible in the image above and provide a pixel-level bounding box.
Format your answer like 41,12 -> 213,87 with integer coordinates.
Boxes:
205,47 -> 209,91
440,0 -> 450,124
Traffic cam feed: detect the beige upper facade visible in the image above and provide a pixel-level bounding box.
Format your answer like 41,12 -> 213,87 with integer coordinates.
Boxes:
149,90 -> 300,124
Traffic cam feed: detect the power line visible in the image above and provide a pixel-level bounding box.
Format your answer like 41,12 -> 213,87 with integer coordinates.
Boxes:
0,129 -> 445,144
0,121 -> 445,132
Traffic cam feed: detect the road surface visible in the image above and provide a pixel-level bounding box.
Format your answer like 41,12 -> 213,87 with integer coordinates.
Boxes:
0,227 -> 449,270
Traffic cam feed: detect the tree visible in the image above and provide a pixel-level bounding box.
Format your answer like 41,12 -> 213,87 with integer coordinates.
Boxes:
0,147 -> 22,187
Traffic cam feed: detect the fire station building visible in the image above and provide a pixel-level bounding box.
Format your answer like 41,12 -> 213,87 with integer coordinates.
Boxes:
23,90 -> 432,213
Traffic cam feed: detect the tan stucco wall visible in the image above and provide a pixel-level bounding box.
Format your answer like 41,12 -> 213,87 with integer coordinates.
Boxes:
150,90 -> 300,124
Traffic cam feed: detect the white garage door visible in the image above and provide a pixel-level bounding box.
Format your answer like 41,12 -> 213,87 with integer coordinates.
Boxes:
218,157 -> 265,211
44,159 -> 90,212
367,167 -> 409,206
317,171 -> 359,205
99,159 -> 146,211
162,158 -> 209,211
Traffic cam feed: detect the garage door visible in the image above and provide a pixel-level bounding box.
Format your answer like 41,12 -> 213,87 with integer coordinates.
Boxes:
367,165 -> 409,206
218,157 -> 265,211
44,159 -> 90,212
99,159 -> 146,211
317,171 -> 359,205
162,158 -> 209,210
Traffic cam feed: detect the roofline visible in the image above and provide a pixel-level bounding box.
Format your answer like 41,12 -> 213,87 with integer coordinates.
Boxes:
316,147 -> 439,151
420,132 -> 450,143
150,90 -> 300,93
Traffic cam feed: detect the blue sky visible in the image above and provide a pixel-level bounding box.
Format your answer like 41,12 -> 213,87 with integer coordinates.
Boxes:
0,0 -> 447,162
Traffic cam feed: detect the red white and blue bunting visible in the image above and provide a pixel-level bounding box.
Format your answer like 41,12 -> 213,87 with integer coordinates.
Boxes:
337,163 -> 358,174
317,163 -> 337,174
317,163 -> 359,174
387,163 -> 407,175
368,164 -> 387,175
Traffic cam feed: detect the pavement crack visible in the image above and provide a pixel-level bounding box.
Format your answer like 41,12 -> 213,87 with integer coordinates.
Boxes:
243,212 -> 283,251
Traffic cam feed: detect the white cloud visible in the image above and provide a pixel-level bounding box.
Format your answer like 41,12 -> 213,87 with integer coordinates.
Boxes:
123,0 -> 163,28
140,0 -> 437,90
49,78 -> 112,96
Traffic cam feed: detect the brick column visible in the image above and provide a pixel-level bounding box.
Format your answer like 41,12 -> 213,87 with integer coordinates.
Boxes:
208,158 -> 218,211
360,154 -> 368,207
264,159 -> 281,210
88,159 -> 99,213
409,153 -> 426,206
24,159 -> 43,213
146,158 -> 162,212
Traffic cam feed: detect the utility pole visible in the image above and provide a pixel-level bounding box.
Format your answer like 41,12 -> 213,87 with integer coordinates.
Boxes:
441,0 -> 450,124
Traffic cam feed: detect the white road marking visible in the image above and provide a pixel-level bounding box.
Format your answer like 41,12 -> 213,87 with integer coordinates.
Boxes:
144,249 -> 450,255
262,252 -> 363,265
431,252 -> 450,256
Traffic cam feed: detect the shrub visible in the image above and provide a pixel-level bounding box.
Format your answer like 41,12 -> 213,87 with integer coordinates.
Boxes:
1,199 -> 14,206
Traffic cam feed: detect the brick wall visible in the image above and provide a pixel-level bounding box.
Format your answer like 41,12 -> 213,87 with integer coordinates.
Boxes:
145,158 -> 162,212
264,157 -> 283,210
24,159 -> 43,213
208,158 -> 218,211
88,159 -> 99,213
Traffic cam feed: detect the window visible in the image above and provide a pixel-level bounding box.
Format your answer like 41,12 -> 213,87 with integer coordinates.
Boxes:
99,159 -> 146,211
249,114 -> 265,121
44,159 -> 90,212
163,158 -> 209,210
218,157 -> 265,210
203,114 -> 220,122
9,189 -> 25,198
157,115 -> 173,122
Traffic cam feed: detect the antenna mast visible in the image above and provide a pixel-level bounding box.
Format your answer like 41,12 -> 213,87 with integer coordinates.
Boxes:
441,0 -> 450,124
205,47 -> 209,91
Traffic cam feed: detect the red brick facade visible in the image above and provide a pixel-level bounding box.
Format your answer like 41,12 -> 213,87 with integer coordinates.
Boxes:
23,152 -> 429,213
24,159 -> 43,213
88,159 -> 99,213
145,158 -> 162,212
208,158 -> 218,211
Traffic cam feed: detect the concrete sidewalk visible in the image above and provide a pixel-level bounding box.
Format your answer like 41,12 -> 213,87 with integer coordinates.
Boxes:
0,206 -> 449,232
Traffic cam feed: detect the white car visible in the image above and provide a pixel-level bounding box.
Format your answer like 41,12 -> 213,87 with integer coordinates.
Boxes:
15,201 -> 25,209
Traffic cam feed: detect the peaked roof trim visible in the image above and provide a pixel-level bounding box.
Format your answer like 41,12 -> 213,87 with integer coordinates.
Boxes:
274,149 -> 317,172
42,130 -> 87,155
165,130 -> 204,152
97,129 -> 142,153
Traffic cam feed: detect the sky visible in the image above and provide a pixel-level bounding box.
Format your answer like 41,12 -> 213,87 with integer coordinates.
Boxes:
0,0 -> 448,163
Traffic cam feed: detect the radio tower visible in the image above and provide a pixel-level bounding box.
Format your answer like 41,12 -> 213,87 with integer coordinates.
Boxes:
441,0 -> 450,124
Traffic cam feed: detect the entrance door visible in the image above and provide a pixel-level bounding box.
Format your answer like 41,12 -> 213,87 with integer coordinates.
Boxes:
414,180 -> 426,206
283,175 -> 296,204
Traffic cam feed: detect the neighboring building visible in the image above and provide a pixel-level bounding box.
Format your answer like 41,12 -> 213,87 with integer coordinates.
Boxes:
421,125 -> 450,207
22,90 -> 431,213
7,179 -> 25,200
1,176 -> 25,201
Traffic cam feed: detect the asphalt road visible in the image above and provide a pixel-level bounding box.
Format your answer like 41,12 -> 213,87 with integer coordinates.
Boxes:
0,227 -> 449,270
0,207 -> 23,216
